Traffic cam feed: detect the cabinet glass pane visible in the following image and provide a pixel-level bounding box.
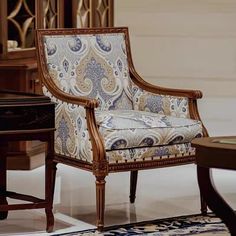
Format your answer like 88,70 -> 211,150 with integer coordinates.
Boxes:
7,0 -> 36,50
43,0 -> 58,28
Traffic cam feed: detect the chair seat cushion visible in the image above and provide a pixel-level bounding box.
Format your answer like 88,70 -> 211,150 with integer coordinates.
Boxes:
96,110 -> 202,151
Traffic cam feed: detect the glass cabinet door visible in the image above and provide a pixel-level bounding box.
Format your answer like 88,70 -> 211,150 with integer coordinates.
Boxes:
72,0 -> 114,28
0,0 -> 64,59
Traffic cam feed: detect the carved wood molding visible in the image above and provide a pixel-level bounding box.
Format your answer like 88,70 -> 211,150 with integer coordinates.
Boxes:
93,160 -> 108,177
54,153 -> 195,173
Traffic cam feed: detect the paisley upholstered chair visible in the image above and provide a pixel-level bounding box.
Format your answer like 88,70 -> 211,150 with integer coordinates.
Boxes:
36,27 -> 208,231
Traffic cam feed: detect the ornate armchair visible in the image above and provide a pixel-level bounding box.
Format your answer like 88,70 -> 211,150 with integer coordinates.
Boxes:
36,27 -> 208,231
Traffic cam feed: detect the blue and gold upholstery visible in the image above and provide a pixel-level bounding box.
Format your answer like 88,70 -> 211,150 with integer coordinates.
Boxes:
36,27 -> 208,231
42,32 -> 202,164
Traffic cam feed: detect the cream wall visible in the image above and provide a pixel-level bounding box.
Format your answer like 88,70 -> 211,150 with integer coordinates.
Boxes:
115,0 -> 236,136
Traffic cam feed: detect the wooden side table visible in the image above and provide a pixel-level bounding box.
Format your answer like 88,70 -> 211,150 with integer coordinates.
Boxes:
192,137 -> 236,235
0,90 -> 55,232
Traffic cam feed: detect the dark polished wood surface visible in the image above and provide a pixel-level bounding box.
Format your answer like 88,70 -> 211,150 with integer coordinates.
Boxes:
0,90 -> 54,131
0,90 -> 55,232
0,89 -> 45,101
192,137 -> 236,235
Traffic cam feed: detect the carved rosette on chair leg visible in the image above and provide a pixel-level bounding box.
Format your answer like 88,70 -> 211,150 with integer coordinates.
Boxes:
93,160 -> 108,231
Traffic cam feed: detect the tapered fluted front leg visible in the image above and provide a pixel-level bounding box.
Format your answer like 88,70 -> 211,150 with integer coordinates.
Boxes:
130,170 -> 138,203
96,177 -> 106,231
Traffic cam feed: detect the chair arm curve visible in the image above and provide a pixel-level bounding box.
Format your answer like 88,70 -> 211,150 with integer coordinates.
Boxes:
130,69 -> 203,99
43,80 -> 99,108
130,68 -> 205,119
43,85 -> 107,165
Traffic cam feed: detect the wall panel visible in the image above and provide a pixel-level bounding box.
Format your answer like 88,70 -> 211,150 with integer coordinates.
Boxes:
115,0 -> 236,136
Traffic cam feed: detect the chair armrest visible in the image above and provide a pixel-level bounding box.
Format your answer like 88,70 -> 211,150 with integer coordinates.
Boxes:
130,70 -> 203,120
132,85 -> 191,118
131,84 -> 208,137
43,86 -> 106,164
43,79 -> 99,109
130,69 -> 202,99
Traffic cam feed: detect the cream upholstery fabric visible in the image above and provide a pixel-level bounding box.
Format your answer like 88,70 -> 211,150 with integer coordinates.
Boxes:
42,33 -> 202,163
96,110 -> 202,151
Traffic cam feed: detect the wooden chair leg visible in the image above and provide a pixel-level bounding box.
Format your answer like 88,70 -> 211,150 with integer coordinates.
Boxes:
96,176 -> 106,232
200,192 -> 208,215
0,143 -> 8,220
51,162 -> 58,201
46,160 -> 57,228
130,170 -> 138,203
45,135 -> 56,233
197,165 -> 208,215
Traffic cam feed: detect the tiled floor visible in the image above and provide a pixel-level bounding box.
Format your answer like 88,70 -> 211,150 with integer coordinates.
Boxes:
0,164 -> 235,235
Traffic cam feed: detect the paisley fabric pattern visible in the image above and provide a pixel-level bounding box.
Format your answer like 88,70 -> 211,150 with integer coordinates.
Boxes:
43,33 -> 133,111
43,87 -> 93,162
132,85 -> 190,118
42,32 -> 203,164
96,110 -> 202,151
106,143 -> 195,163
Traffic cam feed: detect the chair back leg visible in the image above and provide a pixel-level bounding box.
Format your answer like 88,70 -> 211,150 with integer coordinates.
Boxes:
198,167 -> 208,215
130,170 -> 138,203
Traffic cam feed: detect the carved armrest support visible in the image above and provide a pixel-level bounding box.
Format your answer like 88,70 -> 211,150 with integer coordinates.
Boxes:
130,69 -> 202,99
130,69 -> 208,136
43,79 -> 99,108
42,86 -> 107,170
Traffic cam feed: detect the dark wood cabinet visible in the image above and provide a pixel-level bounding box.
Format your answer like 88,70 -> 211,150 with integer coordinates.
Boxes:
0,0 -> 114,170
0,59 -> 43,170
0,0 -> 64,60
0,0 -> 64,170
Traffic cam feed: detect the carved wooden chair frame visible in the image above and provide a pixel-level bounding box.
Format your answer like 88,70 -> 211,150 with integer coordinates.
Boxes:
36,27 -> 208,231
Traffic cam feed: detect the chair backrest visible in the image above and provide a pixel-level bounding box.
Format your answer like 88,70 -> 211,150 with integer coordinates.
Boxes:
37,28 -> 133,111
